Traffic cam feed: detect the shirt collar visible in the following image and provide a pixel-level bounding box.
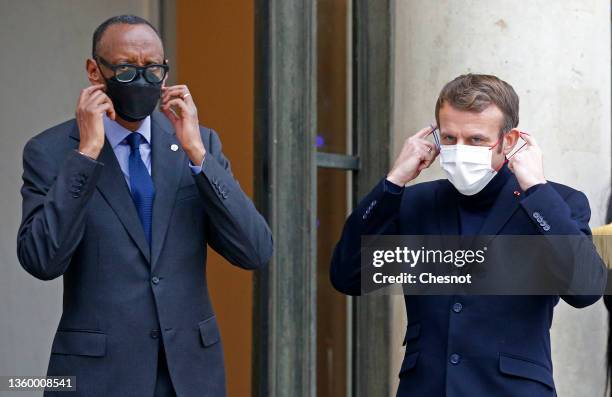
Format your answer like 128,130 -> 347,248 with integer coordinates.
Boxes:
103,114 -> 152,149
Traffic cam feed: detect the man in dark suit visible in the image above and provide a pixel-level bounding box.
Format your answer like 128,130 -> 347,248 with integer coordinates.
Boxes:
17,15 -> 272,397
330,74 -> 606,396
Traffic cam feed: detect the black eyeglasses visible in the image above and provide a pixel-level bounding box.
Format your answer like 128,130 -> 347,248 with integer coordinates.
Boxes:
96,56 -> 169,84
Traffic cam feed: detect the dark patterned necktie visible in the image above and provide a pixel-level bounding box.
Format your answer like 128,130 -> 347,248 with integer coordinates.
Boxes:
125,132 -> 155,246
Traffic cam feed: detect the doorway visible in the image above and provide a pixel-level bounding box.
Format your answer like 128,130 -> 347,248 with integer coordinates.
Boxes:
253,1 -> 393,396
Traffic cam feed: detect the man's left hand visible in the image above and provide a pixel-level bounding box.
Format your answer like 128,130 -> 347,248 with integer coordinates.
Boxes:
507,132 -> 546,191
161,85 -> 206,166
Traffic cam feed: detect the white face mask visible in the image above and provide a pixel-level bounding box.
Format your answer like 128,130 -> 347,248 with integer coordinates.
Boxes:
439,144 -> 497,196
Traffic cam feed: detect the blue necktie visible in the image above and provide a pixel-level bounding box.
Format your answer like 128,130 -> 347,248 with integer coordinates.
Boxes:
125,132 -> 155,247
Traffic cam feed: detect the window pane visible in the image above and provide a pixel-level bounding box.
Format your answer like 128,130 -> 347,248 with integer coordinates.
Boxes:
317,0 -> 352,395
317,167 -> 349,397
317,0 -> 351,155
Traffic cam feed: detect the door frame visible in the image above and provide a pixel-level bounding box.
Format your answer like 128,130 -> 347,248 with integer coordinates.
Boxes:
253,1 -> 393,395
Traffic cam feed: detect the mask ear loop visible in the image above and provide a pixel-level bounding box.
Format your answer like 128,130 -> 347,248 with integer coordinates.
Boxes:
490,131 -> 530,172
427,125 -> 441,150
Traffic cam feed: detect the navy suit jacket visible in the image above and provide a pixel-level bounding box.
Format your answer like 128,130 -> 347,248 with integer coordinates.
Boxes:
17,111 -> 273,396
330,175 -> 606,397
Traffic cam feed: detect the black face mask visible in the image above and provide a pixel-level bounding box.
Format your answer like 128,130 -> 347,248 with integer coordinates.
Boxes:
103,73 -> 162,122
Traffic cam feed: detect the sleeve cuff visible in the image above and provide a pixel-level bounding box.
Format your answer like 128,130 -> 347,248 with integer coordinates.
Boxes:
384,178 -> 405,195
74,149 -> 103,165
524,182 -> 545,197
188,157 -> 205,175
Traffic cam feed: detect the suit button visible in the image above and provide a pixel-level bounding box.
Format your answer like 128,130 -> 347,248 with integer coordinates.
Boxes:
452,302 -> 463,313
533,212 -> 541,219
150,330 -> 160,339
543,225 -> 550,231
151,276 -> 160,285
449,353 -> 461,365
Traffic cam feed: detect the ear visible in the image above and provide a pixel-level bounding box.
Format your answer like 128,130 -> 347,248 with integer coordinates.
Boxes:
86,58 -> 104,86
502,128 -> 520,155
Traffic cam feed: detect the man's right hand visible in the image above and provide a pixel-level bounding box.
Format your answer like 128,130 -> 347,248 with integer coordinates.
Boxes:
386,125 -> 438,186
75,84 -> 115,159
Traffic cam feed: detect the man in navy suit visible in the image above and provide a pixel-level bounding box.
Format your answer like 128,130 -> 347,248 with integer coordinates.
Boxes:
17,15 -> 272,396
330,74 -> 606,396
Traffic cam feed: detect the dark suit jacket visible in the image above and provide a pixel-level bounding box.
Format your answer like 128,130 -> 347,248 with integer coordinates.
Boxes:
330,175 -> 606,397
17,111 -> 272,397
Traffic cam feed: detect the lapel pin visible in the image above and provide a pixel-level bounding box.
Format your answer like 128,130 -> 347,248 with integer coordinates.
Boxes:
513,190 -> 521,197
170,144 -> 179,152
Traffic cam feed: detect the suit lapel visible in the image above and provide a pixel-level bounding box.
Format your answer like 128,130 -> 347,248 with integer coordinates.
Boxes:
478,176 -> 521,237
68,123 -> 152,263
150,112 -> 185,270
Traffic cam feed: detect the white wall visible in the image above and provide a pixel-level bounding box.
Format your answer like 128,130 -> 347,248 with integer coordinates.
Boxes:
390,1 -> 611,395
0,1 -> 159,395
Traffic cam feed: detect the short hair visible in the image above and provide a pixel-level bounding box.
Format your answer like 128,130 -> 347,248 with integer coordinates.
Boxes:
435,74 -> 519,135
92,15 -> 161,58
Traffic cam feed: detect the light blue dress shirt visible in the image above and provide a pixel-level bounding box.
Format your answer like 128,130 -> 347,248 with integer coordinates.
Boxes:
103,115 -> 152,191
102,115 -> 202,190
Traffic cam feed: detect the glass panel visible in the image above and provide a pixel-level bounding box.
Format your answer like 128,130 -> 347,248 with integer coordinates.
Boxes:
317,0 -> 351,155
317,167 -> 349,397
317,0 -> 352,396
